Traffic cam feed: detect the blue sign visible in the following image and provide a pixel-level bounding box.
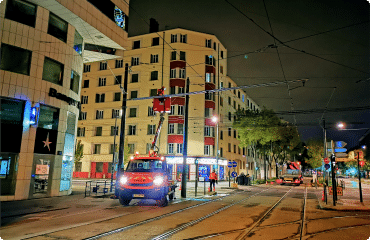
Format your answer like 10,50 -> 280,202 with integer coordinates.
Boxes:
232,161 -> 237,168
324,164 -> 330,170
231,171 -> 237,178
228,161 -> 233,168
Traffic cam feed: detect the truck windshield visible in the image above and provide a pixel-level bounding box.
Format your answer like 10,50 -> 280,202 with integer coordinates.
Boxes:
286,169 -> 300,175
126,160 -> 166,172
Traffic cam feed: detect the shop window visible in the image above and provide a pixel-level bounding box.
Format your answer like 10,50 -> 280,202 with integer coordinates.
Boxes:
42,57 -> 64,86
5,0 -> 36,27
0,44 -> 32,75
48,12 -> 68,42
70,70 -> 80,93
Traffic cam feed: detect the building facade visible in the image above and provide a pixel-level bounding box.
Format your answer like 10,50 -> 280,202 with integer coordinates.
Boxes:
76,28 -> 272,182
0,0 -> 129,200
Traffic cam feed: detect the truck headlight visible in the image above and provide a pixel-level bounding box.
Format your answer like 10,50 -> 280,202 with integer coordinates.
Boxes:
153,176 -> 164,186
120,176 -> 128,185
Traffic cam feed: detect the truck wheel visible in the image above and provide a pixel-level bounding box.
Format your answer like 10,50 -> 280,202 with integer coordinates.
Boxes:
157,196 -> 168,207
119,196 -> 131,206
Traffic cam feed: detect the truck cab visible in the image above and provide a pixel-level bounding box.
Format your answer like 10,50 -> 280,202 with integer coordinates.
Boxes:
117,155 -> 176,206
280,169 -> 303,186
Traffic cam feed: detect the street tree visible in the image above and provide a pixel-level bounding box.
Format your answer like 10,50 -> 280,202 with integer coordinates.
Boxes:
305,139 -> 324,169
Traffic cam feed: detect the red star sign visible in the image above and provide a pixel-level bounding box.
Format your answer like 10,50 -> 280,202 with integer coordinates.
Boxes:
42,133 -> 52,151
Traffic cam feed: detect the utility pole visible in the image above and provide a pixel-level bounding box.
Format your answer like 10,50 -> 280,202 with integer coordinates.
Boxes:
331,140 -> 337,206
357,152 -> 363,202
181,77 -> 190,198
323,118 -> 327,204
115,63 -> 128,197
110,115 -> 118,192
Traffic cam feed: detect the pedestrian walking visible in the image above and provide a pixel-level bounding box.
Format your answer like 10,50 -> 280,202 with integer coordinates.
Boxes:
209,170 -> 218,192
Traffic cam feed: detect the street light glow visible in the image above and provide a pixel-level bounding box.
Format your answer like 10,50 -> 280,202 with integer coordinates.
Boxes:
337,122 -> 345,129
212,116 -> 218,123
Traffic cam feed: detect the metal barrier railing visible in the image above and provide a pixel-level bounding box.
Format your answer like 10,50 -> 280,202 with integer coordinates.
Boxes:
85,180 -> 114,197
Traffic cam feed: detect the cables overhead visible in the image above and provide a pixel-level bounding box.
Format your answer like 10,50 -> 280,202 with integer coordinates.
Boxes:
275,105 -> 370,115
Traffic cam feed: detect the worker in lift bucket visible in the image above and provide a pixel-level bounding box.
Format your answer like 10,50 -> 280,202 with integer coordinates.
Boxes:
209,170 -> 218,192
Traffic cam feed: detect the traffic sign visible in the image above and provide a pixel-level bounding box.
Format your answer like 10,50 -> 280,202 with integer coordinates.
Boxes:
232,161 -> 237,168
324,158 -> 330,164
231,171 -> 237,178
228,161 -> 232,168
324,164 -> 330,170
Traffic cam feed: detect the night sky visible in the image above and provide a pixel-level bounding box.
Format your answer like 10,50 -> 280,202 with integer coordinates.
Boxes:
127,0 -> 370,149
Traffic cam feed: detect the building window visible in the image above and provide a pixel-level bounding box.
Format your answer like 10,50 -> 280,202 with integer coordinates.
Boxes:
148,107 -> 155,116
130,91 -> 138,99
70,71 -> 80,93
129,108 -> 137,117
234,130 -> 237,138
220,97 -> 223,106
178,87 -> 184,94
234,101 -> 236,109
220,82 -> 224,89
179,69 -> 186,78
171,34 -> 177,43
98,77 -> 106,86
96,110 -> 104,119
205,55 -> 213,65
48,12 -> 68,42
110,144 -> 116,154
228,127 -> 231,136
228,143 -> 231,152
147,124 -> 156,135
168,123 -> 175,134
99,61 -> 107,70
220,148 -> 223,157
180,34 -> 187,43
94,144 -> 101,154
180,51 -> 186,61
206,73 -> 211,83
146,143 -> 151,154
133,40 -> 140,49
178,105 -> 184,115
221,51 -> 224,59
170,69 -> 176,78
111,126 -> 119,136
220,130 -> 223,140
205,108 -> 211,118
77,127 -> 85,137
204,145 -> 211,155
131,57 -> 140,66
150,54 -> 159,63
229,82 -> 232,88
169,105 -> 175,115
205,126 -> 213,137
5,0 -> 37,27
128,144 -> 135,154
152,37 -> 160,46
151,71 -> 158,80
95,127 -> 102,136
171,51 -> 177,61
115,75 -> 122,85
150,89 -> 158,97
131,73 -> 139,83
177,144 -> 183,154
170,87 -> 176,95
228,112 -> 231,121
84,64 -> 91,72
220,66 -> 223,74
206,39 -> 212,48
178,123 -> 184,134
115,59 -> 123,68
168,143 -> 174,154
128,125 -> 136,135
95,93 -> 105,103
79,112 -> 87,120
238,91 -> 241,98
205,92 -> 214,100
42,57 -> 64,86
0,44 -> 32,75
113,92 -> 121,102
234,145 -> 236,153
83,80 -> 89,88
238,147 -> 241,155
81,96 -> 88,104
112,109 -> 120,118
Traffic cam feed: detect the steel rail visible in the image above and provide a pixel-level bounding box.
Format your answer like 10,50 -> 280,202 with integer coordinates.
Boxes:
83,188 -> 258,240
151,188 -> 272,240
299,187 -> 308,240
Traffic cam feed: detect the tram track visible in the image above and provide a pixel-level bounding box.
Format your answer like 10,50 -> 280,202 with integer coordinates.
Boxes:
17,187 -> 254,240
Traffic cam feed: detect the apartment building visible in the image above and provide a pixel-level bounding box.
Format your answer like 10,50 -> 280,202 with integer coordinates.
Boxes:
0,0 -> 129,200
76,28 -> 267,181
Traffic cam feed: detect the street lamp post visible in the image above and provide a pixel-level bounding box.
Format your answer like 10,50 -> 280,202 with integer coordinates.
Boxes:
212,116 -> 219,177
110,110 -> 121,193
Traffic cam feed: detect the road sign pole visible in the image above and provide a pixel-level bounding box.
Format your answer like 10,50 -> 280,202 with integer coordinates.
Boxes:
357,153 -> 363,203
228,170 -> 230,187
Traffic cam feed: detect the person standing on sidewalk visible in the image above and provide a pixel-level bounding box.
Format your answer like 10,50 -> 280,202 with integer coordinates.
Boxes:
209,170 -> 218,192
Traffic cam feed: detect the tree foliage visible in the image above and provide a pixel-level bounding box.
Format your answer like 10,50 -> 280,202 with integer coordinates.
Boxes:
305,139 -> 324,169
74,140 -> 84,164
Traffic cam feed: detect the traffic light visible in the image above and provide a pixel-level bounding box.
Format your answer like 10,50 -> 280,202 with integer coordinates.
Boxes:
359,161 -> 365,167
330,154 -> 335,163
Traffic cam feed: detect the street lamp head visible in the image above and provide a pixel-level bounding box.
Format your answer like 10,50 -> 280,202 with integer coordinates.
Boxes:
362,145 -> 367,149
337,122 -> 345,129
212,116 -> 218,123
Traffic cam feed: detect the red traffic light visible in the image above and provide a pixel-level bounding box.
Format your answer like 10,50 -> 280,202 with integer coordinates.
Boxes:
359,161 -> 365,167
324,158 -> 330,164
